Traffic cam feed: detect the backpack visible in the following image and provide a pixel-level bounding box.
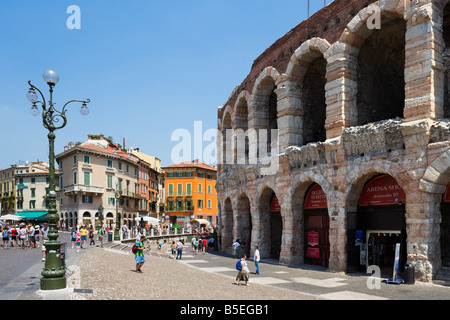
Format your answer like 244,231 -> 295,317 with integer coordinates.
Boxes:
132,243 -> 138,254
236,259 -> 242,271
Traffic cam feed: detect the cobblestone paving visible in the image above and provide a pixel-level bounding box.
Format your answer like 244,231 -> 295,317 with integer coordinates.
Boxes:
74,244 -> 322,300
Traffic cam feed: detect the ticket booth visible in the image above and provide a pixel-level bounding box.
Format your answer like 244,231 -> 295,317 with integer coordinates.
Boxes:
303,183 -> 330,267
347,175 -> 406,275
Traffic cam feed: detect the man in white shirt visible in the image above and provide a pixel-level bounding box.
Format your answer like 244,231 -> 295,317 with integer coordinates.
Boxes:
176,240 -> 184,260
254,245 -> 260,275
233,240 -> 240,258
235,254 -> 250,286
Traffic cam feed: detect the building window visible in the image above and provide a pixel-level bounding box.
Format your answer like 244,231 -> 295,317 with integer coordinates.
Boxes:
83,172 -> 90,186
73,155 -> 77,165
168,184 -> 173,196
83,155 -> 90,164
73,171 -> 77,184
82,195 -> 93,203
118,179 -> 122,191
29,200 -> 36,209
31,178 -> 35,184
118,162 -> 122,170
185,172 -> 193,177
108,197 -> 115,206
186,183 -> 192,196
207,185 -> 211,194
167,173 -> 174,177
107,175 -> 113,189
31,188 -> 36,198
107,159 -> 113,168
198,183 -> 202,193
197,199 -> 203,209
208,199 -> 212,209
177,183 -> 182,196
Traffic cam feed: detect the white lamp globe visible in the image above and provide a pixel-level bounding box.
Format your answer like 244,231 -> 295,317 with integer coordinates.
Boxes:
43,70 -> 59,86
26,89 -> 38,103
80,104 -> 89,116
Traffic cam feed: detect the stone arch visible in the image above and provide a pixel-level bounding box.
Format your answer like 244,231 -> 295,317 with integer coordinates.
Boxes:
222,197 -> 234,253
343,2 -> 406,126
419,149 -> 450,194
249,67 -> 282,156
236,192 -> 252,255
232,91 -> 250,164
257,185 -> 283,260
220,107 -> 233,165
284,38 -> 330,145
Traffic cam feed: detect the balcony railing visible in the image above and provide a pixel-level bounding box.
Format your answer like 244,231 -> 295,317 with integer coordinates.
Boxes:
64,184 -> 104,195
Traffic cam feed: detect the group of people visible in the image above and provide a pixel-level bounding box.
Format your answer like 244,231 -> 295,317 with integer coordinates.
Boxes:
191,235 -> 214,255
1,222 -> 50,261
70,224 -> 108,252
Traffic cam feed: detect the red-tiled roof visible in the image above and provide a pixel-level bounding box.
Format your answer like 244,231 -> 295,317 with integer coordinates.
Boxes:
162,160 -> 216,171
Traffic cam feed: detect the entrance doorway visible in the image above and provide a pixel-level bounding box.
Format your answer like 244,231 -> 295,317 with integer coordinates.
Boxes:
366,230 -> 402,276
347,175 -> 406,274
303,183 -> 329,267
270,195 -> 282,260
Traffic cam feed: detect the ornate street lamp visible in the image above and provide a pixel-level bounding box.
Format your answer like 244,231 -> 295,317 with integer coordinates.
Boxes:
114,186 -> 121,241
27,70 -> 91,290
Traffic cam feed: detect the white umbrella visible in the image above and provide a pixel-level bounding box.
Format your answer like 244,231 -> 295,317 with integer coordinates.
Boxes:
0,214 -> 23,221
142,216 -> 160,225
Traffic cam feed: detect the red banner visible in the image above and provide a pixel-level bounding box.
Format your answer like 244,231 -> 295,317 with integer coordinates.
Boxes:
307,247 -> 320,258
304,184 -> 327,209
308,231 -> 319,246
358,175 -> 405,206
271,195 -> 281,212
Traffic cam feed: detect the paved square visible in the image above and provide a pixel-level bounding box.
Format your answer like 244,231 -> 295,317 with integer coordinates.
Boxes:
320,290 -> 389,300
291,277 -> 347,288
249,277 -> 291,285
200,267 -> 235,273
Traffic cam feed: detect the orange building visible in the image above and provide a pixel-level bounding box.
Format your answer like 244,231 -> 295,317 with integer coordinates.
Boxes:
162,160 -> 217,228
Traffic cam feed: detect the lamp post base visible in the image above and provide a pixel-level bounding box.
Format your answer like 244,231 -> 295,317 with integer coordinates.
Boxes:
40,276 -> 67,290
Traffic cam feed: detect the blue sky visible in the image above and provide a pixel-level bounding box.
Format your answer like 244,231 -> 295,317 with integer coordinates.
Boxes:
0,0 -> 330,169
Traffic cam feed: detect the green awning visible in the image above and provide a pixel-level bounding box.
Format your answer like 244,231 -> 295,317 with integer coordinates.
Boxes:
16,211 -> 48,221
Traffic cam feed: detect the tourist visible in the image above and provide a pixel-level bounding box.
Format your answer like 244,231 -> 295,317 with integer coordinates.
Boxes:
97,225 -> 104,248
176,239 -> 184,260
202,237 -> 207,254
235,254 -> 250,286
19,224 -> 27,250
134,236 -> 146,273
1,225 -> 10,249
254,246 -> 260,275
71,227 -> 77,248
10,225 -> 17,249
34,225 -> 40,248
171,241 -> 176,259
80,225 -> 88,249
76,230 -> 81,252
89,226 -> 95,246
193,237 -> 199,255
28,224 -> 35,248
40,223 -> 49,261
233,239 -> 241,258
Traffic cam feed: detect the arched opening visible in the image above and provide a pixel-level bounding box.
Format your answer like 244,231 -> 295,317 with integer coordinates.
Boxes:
356,18 -> 406,125
347,174 -> 406,276
443,3 -> 450,117
234,96 -> 249,164
303,183 -> 330,267
223,198 -> 233,253
237,194 -> 252,256
302,56 -> 327,144
440,183 -> 450,269
222,112 -> 232,165
82,211 -> 91,227
254,76 -> 278,157
258,188 -> 282,260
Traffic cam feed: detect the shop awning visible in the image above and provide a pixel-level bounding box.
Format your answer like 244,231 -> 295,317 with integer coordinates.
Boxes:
190,218 -> 210,226
16,211 -> 48,221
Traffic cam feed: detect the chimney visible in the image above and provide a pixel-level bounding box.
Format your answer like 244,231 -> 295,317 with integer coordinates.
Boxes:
123,138 -> 125,150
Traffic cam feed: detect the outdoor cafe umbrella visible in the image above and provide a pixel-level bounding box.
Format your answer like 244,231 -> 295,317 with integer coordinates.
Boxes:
0,214 -> 23,221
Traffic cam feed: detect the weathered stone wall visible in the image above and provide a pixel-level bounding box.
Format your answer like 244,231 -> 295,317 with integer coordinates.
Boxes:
217,0 -> 450,282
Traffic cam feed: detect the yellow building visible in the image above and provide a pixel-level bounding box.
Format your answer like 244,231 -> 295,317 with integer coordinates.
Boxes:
162,160 -> 217,228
